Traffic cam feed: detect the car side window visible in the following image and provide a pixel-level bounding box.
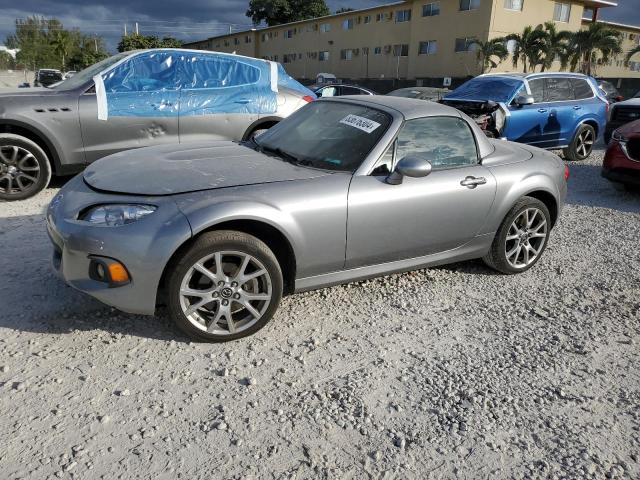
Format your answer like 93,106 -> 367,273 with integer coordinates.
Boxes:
104,52 -> 178,93
318,86 -> 337,97
528,78 -> 545,103
187,55 -> 260,89
544,77 -> 574,102
571,79 -> 594,100
343,86 -> 365,95
395,117 -> 478,170
371,141 -> 396,176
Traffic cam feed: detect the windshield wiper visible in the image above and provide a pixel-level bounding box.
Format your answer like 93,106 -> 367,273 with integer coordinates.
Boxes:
258,145 -> 302,166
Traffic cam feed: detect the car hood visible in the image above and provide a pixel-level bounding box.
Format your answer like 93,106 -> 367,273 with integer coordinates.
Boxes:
83,141 -> 333,195
617,119 -> 640,136
613,98 -> 640,108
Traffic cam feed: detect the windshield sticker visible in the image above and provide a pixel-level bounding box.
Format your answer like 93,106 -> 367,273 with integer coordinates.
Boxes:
339,114 -> 381,133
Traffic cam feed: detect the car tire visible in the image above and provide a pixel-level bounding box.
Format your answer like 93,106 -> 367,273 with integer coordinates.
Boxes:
0,133 -> 52,201
166,230 -> 283,342
483,196 -> 552,274
563,124 -> 596,161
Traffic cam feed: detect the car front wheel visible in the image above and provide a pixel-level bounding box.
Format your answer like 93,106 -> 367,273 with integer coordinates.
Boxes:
167,231 -> 283,342
0,134 -> 52,201
483,197 -> 551,274
563,124 -> 595,161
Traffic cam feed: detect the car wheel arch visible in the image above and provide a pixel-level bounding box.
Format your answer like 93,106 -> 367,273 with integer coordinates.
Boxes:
158,217 -> 298,301
0,120 -> 63,174
242,117 -> 282,141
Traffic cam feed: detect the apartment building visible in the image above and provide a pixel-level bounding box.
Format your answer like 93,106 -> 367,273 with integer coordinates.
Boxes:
184,0 -> 640,81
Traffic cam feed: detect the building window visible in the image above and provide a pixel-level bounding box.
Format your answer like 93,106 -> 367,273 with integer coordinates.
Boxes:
455,37 -> 476,52
245,35 -> 252,43
340,49 -> 354,60
376,13 -> 383,22
343,18 -> 354,30
396,9 -> 412,22
630,61 -> 640,72
553,3 -> 571,22
422,2 -> 440,16
505,39 -> 517,54
460,0 -> 480,11
393,44 -> 409,57
364,15 -> 372,24
285,29 -> 294,39
233,38 -> 240,45
504,0 -> 523,10
320,23 -> 331,33
374,46 -> 382,55
419,40 -> 438,54
319,51 -> 330,61
261,33 -> 268,42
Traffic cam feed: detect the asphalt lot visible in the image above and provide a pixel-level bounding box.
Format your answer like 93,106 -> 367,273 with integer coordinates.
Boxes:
0,146 -> 639,479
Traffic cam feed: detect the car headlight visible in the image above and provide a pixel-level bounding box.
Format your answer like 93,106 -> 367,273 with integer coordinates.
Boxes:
80,204 -> 156,226
612,130 -> 628,143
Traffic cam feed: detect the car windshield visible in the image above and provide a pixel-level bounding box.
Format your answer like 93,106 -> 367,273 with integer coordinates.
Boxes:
51,53 -> 129,91
446,77 -> 524,103
255,101 -> 391,172
388,89 -> 422,98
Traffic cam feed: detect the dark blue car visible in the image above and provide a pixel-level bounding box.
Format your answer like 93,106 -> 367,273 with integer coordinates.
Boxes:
442,73 -> 608,161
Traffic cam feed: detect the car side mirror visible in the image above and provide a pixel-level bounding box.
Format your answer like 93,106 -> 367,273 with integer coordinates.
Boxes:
515,95 -> 534,106
386,155 -> 432,185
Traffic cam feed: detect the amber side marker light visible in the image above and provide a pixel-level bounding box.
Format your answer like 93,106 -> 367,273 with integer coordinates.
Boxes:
89,256 -> 131,287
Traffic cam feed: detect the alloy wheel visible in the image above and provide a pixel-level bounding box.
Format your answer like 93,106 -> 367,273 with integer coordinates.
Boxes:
576,129 -> 594,158
0,145 -> 41,196
179,250 -> 273,335
505,208 -> 548,269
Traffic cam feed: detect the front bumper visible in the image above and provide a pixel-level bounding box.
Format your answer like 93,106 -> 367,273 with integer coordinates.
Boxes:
46,175 -> 192,315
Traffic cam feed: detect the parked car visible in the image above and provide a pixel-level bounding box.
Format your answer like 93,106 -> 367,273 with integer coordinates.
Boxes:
605,97 -> 640,144
387,86 -> 450,102
17,82 -> 30,88
47,96 -> 568,342
33,69 -> 63,87
596,79 -> 624,104
63,71 -> 77,80
314,84 -> 376,97
0,49 -> 314,201
442,73 -> 608,161
602,119 -> 640,190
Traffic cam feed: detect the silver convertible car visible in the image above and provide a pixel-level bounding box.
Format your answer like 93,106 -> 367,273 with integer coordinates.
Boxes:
47,97 -> 568,341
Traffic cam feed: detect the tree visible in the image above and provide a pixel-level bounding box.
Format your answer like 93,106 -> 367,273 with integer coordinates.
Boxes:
52,30 -> 72,71
625,45 -> 640,63
335,7 -> 354,13
566,22 -> 622,75
117,34 -> 183,53
68,36 -> 109,70
539,22 -> 572,72
246,0 -> 330,26
471,38 -> 508,74
0,51 -> 16,70
505,26 -> 548,73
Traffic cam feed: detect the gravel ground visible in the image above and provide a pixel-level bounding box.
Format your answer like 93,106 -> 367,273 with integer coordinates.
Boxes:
1,147 -> 639,480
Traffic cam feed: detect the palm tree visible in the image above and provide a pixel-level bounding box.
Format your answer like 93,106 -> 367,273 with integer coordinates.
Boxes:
51,30 -> 72,71
539,22 -> 572,72
505,26 -> 548,73
566,22 -> 622,75
471,38 -> 508,74
626,45 -> 640,63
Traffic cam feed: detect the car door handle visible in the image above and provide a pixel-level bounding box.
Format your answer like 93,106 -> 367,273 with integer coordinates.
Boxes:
573,105 -> 582,110
460,176 -> 487,189
538,108 -> 548,113
234,99 -> 251,104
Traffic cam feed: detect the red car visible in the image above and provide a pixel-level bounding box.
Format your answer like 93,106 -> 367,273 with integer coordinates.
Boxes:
602,119 -> 640,189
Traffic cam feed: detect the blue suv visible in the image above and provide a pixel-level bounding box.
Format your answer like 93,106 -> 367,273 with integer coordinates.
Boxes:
442,73 -> 608,161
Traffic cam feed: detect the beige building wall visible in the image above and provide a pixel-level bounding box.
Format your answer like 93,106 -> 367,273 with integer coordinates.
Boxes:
183,0 -> 640,80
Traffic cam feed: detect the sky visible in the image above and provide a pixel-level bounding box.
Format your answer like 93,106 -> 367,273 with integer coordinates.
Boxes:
1,0 -> 639,53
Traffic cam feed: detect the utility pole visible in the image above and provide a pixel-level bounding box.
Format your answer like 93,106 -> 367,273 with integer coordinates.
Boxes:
124,23 -> 127,36
94,37 -> 98,53
135,22 -> 139,35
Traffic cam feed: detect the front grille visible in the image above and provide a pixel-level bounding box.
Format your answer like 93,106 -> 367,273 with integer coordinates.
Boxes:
627,138 -> 640,162
613,107 -> 640,123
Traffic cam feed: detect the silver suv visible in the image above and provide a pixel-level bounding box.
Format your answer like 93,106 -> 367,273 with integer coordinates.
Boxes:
0,49 -> 314,200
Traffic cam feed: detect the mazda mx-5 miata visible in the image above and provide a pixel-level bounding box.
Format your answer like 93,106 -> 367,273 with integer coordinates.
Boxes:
47,97 -> 568,341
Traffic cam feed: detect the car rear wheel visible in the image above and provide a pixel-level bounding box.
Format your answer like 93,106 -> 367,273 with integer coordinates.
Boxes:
0,134 -> 52,201
483,197 -> 551,274
167,231 -> 283,342
563,124 -> 595,161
